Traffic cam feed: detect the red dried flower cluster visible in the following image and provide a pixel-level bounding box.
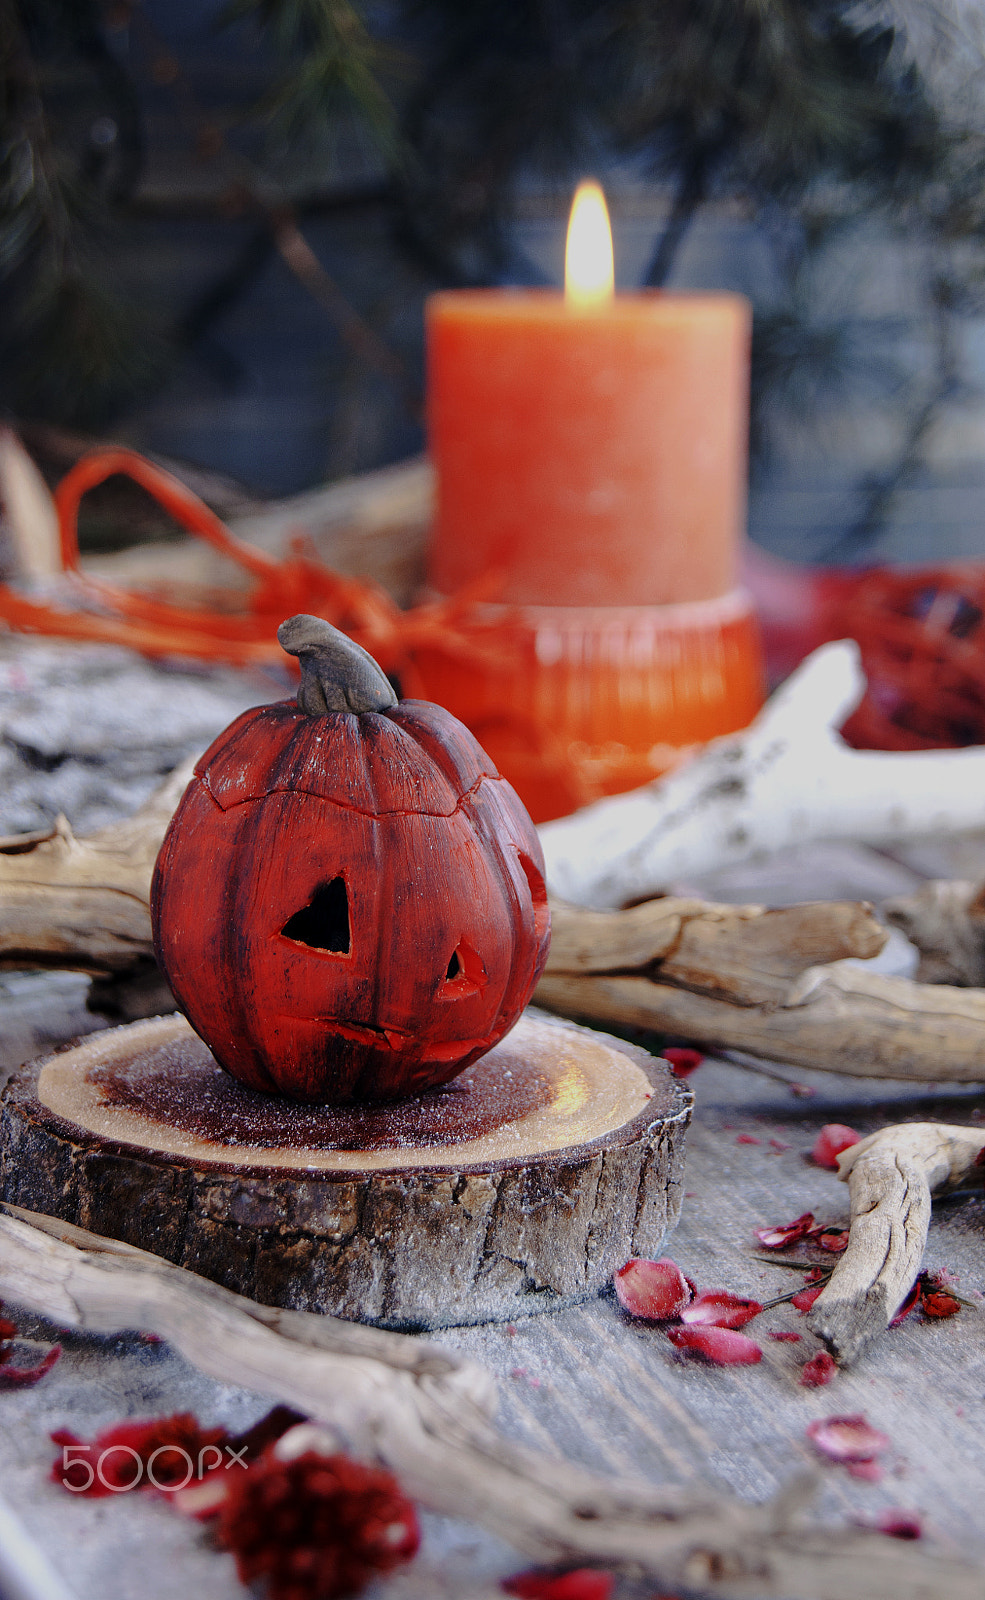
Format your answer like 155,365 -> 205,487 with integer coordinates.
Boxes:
892,1270 -> 962,1325
0,1301 -> 61,1390
52,1413 -> 228,1497
217,1449 -> 419,1600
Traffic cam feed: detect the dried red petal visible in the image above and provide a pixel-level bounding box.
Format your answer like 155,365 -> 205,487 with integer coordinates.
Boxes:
812,1124 -> 861,1169
890,1279 -> 921,1326
614,1258 -> 691,1321
736,1134 -> 761,1145
768,1330 -> 802,1342
502,1570 -> 615,1600
815,1230 -> 850,1253
848,1458 -> 884,1482
800,1351 -> 837,1387
873,1510 -> 922,1540
0,1344 -> 60,1388
662,1048 -> 703,1078
0,1317 -> 17,1341
218,1448 -> 419,1600
806,1414 -> 890,1464
680,1291 -> 763,1330
754,1212 -> 815,1249
921,1290 -> 960,1318
666,1326 -> 762,1364
791,1285 -> 825,1312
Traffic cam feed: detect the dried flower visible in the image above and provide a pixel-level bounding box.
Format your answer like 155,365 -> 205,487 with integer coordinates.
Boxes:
812,1125 -> 860,1169
614,1258 -> 691,1320
920,1271 -> 961,1318
502,1570 -> 614,1599
217,1448 -> 419,1600
52,1414 -> 227,1497
666,1326 -> 762,1364
921,1289 -> 961,1318
892,1271 -> 962,1326
806,1414 -> 890,1465
679,1291 -> 763,1330
754,1212 -> 815,1249
768,1331 -> 802,1342
662,1048 -> 703,1077
800,1351 -> 837,1387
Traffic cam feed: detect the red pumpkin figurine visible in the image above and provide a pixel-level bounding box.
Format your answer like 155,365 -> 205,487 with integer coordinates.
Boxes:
151,616 -> 551,1103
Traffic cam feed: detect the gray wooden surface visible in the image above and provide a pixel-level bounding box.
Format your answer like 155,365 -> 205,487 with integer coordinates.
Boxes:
2,641 -> 985,1599
2,937 -> 985,1598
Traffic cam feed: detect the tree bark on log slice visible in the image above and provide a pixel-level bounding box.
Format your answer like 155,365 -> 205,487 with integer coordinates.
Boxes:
0,1008 -> 689,1330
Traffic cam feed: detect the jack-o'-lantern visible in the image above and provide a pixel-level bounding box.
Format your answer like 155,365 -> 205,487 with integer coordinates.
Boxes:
151,616 -> 551,1104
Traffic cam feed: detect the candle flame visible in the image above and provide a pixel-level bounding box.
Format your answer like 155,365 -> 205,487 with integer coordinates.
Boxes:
565,181 -> 614,307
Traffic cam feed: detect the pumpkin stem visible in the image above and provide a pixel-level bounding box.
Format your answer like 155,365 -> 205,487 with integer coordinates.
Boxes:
277,615 -> 398,715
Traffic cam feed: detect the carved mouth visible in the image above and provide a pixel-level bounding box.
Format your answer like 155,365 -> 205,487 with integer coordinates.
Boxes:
281,1016 -> 494,1059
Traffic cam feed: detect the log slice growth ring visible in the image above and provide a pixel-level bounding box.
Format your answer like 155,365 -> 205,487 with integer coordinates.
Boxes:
0,1009 -> 691,1328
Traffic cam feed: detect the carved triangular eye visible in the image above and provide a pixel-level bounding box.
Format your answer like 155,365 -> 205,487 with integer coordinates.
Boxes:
282,877 -> 350,953
441,939 -> 486,996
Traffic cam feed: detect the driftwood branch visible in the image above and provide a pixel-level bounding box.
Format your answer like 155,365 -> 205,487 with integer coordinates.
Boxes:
539,641 -> 985,910
807,1124 -> 985,1364
6,766 -> 985,1081
535,962 -> 985,1081
0,757 -> 195,974
885,879 -> 985,986
3,1204 -> 985,1600
548,896 -> 887,1002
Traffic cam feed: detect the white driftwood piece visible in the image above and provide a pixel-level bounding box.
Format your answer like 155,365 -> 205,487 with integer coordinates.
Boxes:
0,757 -> 196,974
4,1206 -> 985,1600
539,640 -> 985,910
807,1123 -> 985,1365
885,879 -> 985,986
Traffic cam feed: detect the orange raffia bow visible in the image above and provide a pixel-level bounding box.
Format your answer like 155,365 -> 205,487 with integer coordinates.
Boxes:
0,448 -> 500,692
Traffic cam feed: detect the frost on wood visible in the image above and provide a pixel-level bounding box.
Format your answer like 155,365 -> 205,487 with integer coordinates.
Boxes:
539,641 -> 985,910
4,1204 -> 985,1600
807,1123 -> 985,1365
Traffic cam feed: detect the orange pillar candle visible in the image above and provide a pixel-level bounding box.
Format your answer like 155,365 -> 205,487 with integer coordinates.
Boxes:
415,182 -> 764,822
426,289 -> 750,607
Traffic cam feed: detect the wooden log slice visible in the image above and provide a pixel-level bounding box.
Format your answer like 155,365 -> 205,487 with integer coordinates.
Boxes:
0,1008 -> 690,1329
